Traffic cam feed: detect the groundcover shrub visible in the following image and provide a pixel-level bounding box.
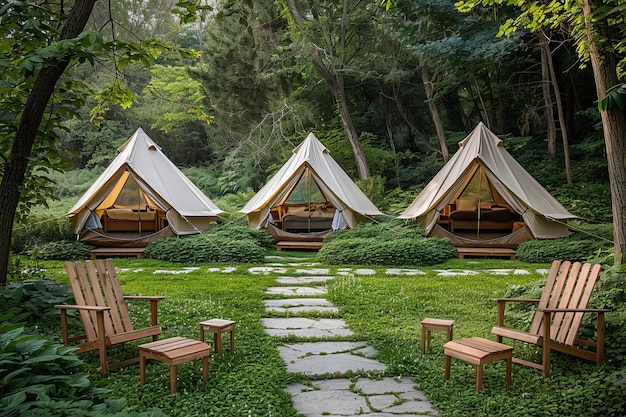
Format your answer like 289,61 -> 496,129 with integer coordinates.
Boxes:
144,233 -> 264,263
0,280 -> 74,338
35,240 -> 94,261
0,317 -> 165,417
320,221 -> 457,266
207,222 -> 275,248
517,222 -> 613,263
11,215 -> 75,254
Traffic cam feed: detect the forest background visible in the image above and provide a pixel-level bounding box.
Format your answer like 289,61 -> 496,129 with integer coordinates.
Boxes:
2,0 -> 621,255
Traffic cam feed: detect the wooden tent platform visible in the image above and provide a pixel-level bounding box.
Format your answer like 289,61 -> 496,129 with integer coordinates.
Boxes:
276,241 -> 325,251
90,247 -> 146,260
457,247 -> 515,259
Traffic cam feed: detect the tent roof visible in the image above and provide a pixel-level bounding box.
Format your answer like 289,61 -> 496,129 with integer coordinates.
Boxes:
398,122 -> 577,231
68,128 -> 224,218
240,132 -> 382,216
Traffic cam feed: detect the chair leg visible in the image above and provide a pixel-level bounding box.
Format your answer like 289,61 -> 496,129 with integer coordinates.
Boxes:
95,311 -> 108,376
140,355 -> 147,386
542,311 -> 551,377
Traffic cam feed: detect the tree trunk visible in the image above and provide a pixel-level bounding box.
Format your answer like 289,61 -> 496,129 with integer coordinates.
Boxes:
541,32 -> 573,184
539,33 -> 557,158
421,65 -> 449,163
0,0 -> 97,285
283,0 -> 370,179
582,0 -> 626,263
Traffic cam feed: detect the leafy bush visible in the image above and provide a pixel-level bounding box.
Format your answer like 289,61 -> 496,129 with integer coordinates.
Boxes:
324,219 -> 425,243
0,280 -> 74,338
207,222 -> 275,248
144,233 -> 265,264
0,317 -> 165,416
36,240 -> 94,261
550,182 -> 612,223
11,215 -> 75,254
516,237 -> 611,263
320,221 -> 456,266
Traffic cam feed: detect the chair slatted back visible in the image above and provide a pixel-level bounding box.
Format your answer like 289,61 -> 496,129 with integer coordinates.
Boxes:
529,260 -> 601,346
65,259 -> 135,342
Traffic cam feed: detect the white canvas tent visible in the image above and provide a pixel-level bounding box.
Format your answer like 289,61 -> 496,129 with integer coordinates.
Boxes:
398,122 -> 577,241
240,132 -> 382,231
68,128 -> 223,245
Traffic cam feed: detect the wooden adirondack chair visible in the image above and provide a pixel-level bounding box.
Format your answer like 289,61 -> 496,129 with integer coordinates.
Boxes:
492,260 -> 610,377
55,259 -> 164,375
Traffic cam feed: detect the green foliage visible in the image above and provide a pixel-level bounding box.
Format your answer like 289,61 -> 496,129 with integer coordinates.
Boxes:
144,231 -> 265,263
36,240 -> 94,261
517,223 -> 614,263
516,238 -> 610,264
11,215 -> 75,254
320,220 -> 457,266
550,183 -> 613,223
0,280 -> 74,338
0,317 -> 165,416
207,222 -> 275,248
355,176 -> 387,211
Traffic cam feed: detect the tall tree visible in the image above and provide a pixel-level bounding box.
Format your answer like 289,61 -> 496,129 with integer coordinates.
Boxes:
0,0 -> 98,285
281,0 -> 375,179
457,0 -> 626,262
0,0 -> 203,285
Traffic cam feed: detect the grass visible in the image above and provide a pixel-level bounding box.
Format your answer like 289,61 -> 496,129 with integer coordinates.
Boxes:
13,255 -> 626,417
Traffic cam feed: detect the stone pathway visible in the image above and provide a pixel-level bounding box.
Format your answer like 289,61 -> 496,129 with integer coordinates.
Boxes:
260,256 -> 440,416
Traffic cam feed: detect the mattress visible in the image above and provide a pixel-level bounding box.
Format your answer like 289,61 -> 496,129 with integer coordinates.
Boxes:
106,208 -> 156,221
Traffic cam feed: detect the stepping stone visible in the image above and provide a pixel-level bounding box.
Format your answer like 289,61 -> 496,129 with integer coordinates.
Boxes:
275,276 -> 333,284
385,268 -> 426,275
277,341 -> 386,375
285,377 -> 439,416
337,268 -> 376,275
294,268 -> 330,275
264,298 -> 339,313
265,286 -> 327,296
261,318 -> 353,338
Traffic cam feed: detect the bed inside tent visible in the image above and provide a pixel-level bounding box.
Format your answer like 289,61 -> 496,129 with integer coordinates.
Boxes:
269,169 -> 338,234
80,171 -> 173,247
435,165 -> 524,241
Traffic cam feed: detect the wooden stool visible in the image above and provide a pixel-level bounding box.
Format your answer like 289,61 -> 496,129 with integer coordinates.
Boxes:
139,337 -> 210,394
199,319 -> 236,354
421,318 -> 454,354
443,337 -> 514,391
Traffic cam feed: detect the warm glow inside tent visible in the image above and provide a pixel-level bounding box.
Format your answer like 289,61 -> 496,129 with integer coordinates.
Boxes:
67,128 -> 223,247
398,122 -> 578,247
240,133 -> 382,236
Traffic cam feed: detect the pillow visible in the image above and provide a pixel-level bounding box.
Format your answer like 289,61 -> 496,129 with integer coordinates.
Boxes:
479,201 -> 494,210
456,198 -> 478,211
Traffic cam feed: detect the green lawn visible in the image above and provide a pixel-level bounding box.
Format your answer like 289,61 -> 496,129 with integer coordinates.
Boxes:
22,256 -> 626,416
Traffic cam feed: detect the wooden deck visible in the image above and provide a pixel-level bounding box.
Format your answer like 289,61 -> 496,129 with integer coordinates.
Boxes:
276,241 -> 324,251
457,247 -> 516,259
90,247 -> 146,260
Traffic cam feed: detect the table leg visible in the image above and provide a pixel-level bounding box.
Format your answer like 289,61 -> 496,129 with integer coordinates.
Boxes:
475,365 -> 483,391
170,365 -> 177,394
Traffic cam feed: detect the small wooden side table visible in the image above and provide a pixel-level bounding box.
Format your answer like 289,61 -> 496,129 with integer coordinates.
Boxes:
139,337 -> 210,394
443,337 -> 514,391
199,319 -> 236,354
421,318 -> 455,354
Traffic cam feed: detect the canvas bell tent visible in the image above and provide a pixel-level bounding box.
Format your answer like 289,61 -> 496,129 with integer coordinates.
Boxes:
67,128 -> 224,247
398,122 -> 578,248
240,133 -> 382,239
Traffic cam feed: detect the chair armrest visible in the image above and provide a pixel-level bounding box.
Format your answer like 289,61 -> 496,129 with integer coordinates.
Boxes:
123,296 -> 165,301
54,304 -> 111,312
491,298 -> 540,303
